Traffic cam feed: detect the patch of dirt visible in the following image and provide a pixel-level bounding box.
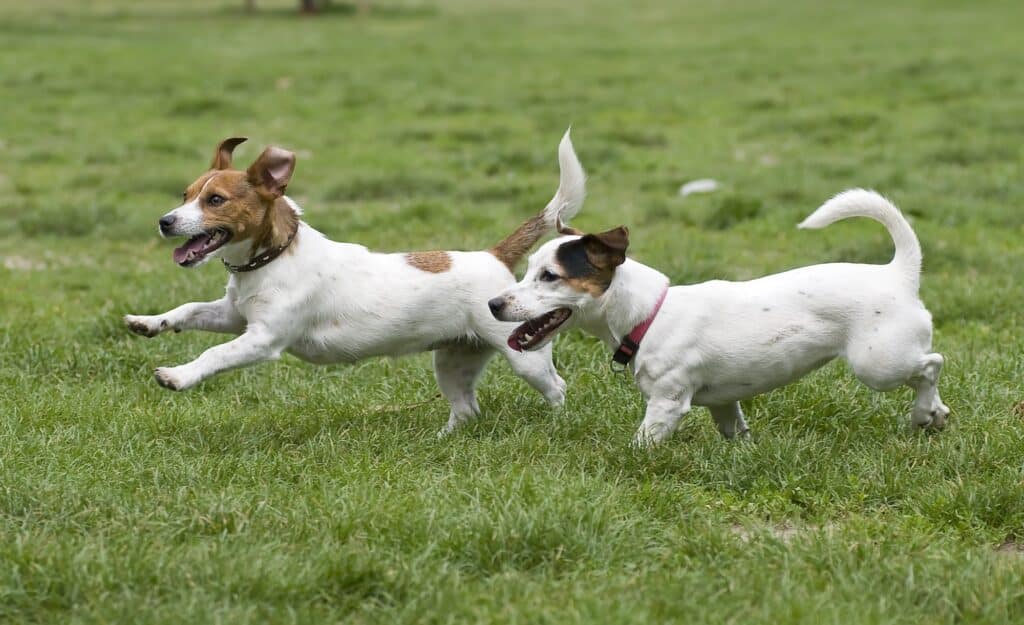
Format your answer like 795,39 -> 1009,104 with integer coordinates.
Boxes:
996,541 -> 1024,557
2,255 -> 46,271
731,523 -> 834,543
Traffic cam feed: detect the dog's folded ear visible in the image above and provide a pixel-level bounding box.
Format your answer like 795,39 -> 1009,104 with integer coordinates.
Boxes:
211,137 -> 248,170
247,146 -> 296,199
581,226 -> 629,269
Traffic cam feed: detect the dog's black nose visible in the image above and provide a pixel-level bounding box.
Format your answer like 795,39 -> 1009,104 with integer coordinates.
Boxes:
488,297 -> 506,318
158,215 -> 176,229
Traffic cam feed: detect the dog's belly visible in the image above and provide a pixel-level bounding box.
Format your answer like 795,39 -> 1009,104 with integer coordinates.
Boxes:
690,352 -> 838,405
286,342 -> 361,365
286,332 -> 436,365
284,318 -> 466,365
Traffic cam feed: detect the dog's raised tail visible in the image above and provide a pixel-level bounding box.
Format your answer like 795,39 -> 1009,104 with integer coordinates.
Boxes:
798,189 -> 922,288
490,129 -> 585,270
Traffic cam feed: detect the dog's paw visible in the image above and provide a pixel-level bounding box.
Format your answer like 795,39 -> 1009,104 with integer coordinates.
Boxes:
436,414 -> 467,439
733,427 -> 753,442
926,404 -> 951,430
631,430 -> 661,449
125,314 -> 167,338
154,366 -> 193,392
911,403 -> 950,431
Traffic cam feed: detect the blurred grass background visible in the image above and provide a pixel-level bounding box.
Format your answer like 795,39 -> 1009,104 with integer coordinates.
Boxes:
1,1 -> 1023,623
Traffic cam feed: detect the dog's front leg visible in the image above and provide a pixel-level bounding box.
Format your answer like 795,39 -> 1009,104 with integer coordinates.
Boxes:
125,297 -> 244,337
153,326 -> 283,391
634,394 -> 692,447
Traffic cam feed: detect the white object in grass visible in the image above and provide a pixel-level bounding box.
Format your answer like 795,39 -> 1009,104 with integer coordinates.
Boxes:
679,178 -> 721,197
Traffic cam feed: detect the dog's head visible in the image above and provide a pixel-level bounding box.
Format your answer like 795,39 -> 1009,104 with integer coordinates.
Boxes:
158,137 -> 296,267
488,225 -> 629,351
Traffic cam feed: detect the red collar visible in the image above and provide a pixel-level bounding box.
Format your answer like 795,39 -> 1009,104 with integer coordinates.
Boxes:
611,285 -> 668,370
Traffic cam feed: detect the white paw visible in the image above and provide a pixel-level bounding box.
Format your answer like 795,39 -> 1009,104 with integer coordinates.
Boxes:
632,427 -> 667,449
154,366 -> 195,392
545,377 -> 567,407
928,403 -> 950,430
124,314 -> 168,338
437,412 -> 468,439
911,402 -> 950,431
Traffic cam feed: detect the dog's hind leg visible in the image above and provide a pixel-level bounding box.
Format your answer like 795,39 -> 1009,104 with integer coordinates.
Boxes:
708,402 -> 751,439
907,353 -> 949,430
845,320 -> 948,430
501,343 -> 567,408
434,345 -> 495,437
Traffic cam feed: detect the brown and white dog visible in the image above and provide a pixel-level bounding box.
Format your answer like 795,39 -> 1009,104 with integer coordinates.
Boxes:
125,132 -> 585,435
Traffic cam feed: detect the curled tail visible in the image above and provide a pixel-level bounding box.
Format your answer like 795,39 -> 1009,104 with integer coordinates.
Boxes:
798,189 -> 922,289
490,129 -> 585,270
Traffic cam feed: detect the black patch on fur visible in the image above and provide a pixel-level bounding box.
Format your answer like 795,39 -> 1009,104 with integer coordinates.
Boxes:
555,239 -> 598,278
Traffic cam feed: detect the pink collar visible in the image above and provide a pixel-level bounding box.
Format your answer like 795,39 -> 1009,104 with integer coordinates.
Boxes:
611,285 -> 668,371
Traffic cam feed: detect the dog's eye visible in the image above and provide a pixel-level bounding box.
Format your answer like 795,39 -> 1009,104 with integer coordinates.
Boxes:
207,194 -> 225,207
539,269 -> 560,282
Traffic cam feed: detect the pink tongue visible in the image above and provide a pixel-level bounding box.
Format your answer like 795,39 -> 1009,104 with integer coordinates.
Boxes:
173,234 -> 211,264
507,335 -> 523,352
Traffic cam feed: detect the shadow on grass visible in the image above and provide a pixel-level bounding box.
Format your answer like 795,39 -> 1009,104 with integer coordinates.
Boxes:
227,2 -> 439,20
0,2 -> 438,28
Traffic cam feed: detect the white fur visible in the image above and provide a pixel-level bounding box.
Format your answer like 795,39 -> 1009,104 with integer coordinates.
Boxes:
492,188 -> 948,445
160,198 -> 204,238
543,129 -> 585,226
127,132 -> 586,435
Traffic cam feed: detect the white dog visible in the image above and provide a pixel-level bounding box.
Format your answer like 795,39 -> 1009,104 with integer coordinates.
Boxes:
489,183 -> 949,445
125,132 -> 584,435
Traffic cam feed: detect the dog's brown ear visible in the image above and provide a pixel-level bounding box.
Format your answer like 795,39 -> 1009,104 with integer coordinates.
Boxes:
211,137 -> 247,170
247,146 -> 296,199
581,226 -> 629,269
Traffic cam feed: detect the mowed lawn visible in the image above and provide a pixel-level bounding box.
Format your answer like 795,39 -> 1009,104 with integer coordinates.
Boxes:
2,0 -> 1024,622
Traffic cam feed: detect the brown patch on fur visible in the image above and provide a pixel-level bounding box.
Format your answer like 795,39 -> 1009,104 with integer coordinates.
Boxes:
554,243 -> 615,297
186,169 -> 299,255
490,213 -> 548,270
553,226 -> 630,297
406,251 -> 452,273
562,273 -> 614,297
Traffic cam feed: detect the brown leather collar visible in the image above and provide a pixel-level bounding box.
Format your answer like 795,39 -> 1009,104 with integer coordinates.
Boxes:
222,223 -> 299,273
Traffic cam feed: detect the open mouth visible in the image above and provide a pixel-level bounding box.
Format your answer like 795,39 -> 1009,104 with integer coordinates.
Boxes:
507,308 -> 572,352
172,228 -> 232,266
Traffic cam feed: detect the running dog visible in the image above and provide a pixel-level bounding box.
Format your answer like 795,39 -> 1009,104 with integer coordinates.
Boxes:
125,132 -> 584,435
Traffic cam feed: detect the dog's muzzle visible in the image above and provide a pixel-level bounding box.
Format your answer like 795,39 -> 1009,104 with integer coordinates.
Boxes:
488,297 -> 507,319
158,214 -> 177,237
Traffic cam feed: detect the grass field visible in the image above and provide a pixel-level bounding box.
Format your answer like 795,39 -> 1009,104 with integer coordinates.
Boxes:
2,0 -> 1024,622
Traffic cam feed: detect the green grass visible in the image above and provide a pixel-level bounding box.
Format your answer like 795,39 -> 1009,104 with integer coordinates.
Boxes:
2,0 -> 1024,622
